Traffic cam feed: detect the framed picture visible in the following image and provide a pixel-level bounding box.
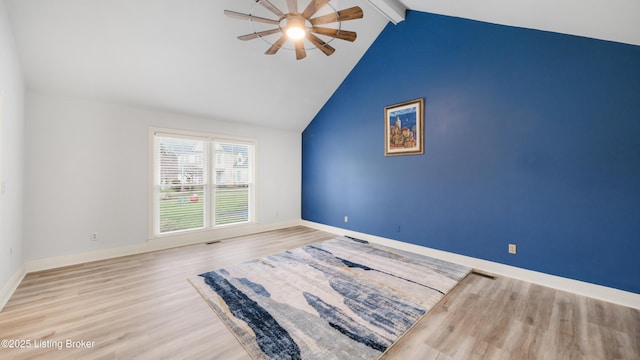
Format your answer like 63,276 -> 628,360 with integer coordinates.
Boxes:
384,98 -> 424,156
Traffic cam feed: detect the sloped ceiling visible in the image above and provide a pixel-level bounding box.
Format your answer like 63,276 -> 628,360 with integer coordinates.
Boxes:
5,0 -> 639,132
402,0 -> 640,47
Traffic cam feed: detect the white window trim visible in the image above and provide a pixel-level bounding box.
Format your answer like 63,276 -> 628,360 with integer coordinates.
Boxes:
147,127 -> 258,239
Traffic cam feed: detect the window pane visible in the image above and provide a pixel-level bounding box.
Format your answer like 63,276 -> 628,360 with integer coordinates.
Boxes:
156,136 -> 206,233
215,185 -> 249,225
160,185 -> 205,232
214,142 -> 251,225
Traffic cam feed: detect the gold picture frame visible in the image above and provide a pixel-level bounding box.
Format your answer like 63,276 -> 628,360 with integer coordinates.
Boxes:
384,98 -> 424,156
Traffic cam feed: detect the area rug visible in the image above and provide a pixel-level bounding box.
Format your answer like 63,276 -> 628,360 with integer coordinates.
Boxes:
188,236 -> 471,360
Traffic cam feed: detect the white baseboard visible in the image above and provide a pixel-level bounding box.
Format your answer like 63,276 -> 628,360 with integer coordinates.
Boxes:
0,264 -> 26,312
302,220 -> 640,310
2,221 -> 299,311
25,220 -> 300,273
8,220 -> 639,312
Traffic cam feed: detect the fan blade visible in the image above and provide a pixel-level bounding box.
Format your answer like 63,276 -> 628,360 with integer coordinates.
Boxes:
285,0 -> 298,14
265,36 -> 287,55
310,6 -> 363,25
224,10 -> 280,25
255,0 -> 286,18
306,33 -> 335,56
302,0 -> 330,19
238,28 -> 283,41
311,27 -> 357,42
295,39 -> 306,60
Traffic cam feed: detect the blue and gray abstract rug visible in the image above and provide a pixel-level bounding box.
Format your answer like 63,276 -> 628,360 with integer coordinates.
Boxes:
189,236 -> 471,360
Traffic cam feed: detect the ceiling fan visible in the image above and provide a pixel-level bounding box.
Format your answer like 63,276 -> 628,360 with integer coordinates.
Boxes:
224,0 -> 364,60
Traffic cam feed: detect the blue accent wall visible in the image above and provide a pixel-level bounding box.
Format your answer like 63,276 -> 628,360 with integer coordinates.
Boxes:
302,11 -> 640,294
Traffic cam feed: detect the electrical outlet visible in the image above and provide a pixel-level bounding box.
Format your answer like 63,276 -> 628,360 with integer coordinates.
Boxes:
344,216 -> 348,223
508,244 -> 517,254
91,232 -> 98,241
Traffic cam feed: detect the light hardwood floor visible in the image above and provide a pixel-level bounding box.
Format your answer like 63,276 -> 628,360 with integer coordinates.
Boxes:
1,226 -> 638,359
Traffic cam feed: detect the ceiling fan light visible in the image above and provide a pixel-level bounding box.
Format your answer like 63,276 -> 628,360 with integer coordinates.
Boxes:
285,16 -> 307,39
286,25 -> 306,39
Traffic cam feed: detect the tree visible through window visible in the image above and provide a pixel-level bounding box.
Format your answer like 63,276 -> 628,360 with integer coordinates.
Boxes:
153,132 -> 254,235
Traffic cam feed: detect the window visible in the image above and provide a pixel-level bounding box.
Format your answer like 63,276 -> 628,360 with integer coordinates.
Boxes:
151,130 -> 255,235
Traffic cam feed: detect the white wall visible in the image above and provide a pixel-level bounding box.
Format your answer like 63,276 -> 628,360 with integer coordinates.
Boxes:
0,0 -> 25,297
24,92 -> 301,262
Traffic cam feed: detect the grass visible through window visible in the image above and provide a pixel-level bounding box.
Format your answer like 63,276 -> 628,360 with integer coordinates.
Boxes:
159,187 -> 248,233
215,186 -> 249,225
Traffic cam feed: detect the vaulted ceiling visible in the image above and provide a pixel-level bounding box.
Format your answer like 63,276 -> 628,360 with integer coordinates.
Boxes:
5,0 -> 639,132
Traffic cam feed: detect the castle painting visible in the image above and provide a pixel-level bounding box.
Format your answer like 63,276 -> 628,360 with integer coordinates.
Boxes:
384,98 -> 424,156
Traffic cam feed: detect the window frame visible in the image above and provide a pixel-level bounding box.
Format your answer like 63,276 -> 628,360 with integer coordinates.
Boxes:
148,127 -> 257,238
